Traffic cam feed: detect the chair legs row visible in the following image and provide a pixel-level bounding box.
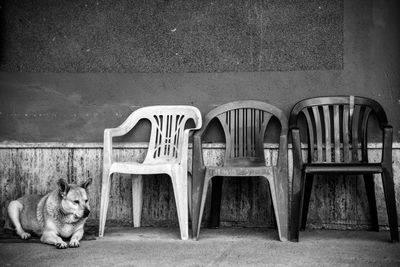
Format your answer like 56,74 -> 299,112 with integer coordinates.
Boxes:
99,170 -> 190,240
193,174 -> 288,241
100,172 -> 398,242
291,172 -> 399,242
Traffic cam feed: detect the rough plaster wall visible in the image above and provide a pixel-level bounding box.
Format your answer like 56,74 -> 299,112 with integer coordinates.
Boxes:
0,0 -> 343,72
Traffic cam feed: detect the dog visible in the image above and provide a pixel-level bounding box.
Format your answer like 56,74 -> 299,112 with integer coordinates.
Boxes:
7,178 -> 92,249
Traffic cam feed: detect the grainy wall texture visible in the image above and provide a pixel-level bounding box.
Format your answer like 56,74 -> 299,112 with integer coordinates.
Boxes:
0,0 -> 343,72
1,143 -> 399,230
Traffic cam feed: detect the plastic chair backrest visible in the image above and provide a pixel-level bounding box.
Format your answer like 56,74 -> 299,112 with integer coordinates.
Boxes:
289,96 -> 389,163
202,101 -> 288,167
116,106 -> 202,164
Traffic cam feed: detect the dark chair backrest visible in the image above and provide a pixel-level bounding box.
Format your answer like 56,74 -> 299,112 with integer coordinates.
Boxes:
199,100 -> 288,167
289,96 -> 389,163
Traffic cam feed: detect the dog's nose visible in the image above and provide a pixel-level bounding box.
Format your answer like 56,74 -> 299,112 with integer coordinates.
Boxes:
83,209 -> 90,218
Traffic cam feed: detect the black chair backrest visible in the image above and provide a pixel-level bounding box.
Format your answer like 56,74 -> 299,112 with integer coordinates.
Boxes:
289,96 -> 388,163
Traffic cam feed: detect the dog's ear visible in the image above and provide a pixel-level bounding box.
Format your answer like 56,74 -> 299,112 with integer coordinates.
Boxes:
58,179 -> 70,198
81,178 -> 93,190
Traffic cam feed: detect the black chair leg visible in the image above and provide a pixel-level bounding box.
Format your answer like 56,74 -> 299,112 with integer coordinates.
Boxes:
363,174 -> 379,231
208,176 -> 223,229
290,171 -> 306,241
381,167 -> 399,242
300,174 -> 314,230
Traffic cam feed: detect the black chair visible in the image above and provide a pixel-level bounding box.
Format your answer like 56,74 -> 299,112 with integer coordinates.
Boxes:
289,96 -> 398,242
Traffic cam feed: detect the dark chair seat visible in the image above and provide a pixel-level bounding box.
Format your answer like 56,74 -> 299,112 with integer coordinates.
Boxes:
206,165 -> 274,177
303,163 -> 382,174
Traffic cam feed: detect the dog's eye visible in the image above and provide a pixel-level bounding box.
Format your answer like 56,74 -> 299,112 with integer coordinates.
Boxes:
85,200 -> 88,203
74,200 -> 80,204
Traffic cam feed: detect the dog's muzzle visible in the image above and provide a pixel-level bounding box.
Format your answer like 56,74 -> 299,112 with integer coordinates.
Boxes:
83,208 -> 90,218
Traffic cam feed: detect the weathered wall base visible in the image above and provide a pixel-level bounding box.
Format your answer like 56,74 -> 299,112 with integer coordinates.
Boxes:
1,142 -> 399,231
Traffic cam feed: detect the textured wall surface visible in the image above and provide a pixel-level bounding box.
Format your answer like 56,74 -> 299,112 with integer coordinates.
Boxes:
0,0 -> 343,72
1,143 -> 399,230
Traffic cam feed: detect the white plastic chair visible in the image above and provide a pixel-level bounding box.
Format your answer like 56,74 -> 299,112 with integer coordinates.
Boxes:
98,105 -> 202,240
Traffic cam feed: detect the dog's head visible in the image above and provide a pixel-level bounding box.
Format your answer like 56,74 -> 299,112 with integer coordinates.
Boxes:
58,178 -> 92,222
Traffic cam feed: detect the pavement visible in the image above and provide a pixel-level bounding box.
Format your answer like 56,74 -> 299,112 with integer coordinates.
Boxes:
0,227 -> 399,266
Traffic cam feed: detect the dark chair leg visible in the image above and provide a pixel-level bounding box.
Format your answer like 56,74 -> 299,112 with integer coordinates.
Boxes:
300,174 -> 314,230
363,174 -> 379,231
290,171 -> 306,241
208,176 -> 223,229
381,167 -> 399,242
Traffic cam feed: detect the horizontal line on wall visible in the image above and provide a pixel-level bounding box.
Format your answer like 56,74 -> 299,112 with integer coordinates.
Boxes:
0,142 -> 399,149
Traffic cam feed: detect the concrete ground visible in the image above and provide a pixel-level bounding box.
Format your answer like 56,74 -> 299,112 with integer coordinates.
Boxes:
0,227 -> 399,266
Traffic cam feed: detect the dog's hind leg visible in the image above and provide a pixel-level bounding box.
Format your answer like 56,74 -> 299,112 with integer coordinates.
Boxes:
7,200 -> 31,239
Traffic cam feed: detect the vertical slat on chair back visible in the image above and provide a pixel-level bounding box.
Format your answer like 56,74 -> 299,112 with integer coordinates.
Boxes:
290,96 -> 386,164
144,107 -> 198,162
151,113 -> 185,160
216,108 -> 271,166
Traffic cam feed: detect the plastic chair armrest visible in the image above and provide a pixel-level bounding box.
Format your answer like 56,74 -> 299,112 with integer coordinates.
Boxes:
192,134 -> 205,171
291,127 -> 303,168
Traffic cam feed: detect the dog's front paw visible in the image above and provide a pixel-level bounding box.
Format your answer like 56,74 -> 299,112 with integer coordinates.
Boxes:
19,232 -> 31,240
69,239 -> 80,248
55,241 -> 68,249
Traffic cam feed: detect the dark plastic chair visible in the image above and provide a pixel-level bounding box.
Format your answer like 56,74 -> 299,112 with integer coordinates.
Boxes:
289,96 -> 399,242
191,100 -> 289,241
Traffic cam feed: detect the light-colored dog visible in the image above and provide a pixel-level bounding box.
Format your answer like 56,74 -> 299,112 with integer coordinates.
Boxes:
7,178 -> 92,249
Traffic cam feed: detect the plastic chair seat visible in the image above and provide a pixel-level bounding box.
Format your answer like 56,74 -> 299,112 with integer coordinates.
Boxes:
109,161 -> 180,176
205,166 -> 274,177
303,163 -> 382,174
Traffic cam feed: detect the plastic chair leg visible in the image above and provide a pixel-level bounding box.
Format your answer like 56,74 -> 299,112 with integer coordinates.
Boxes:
381,167 -> 399,242
266,175 -> 288,241
208,176 -> 223,229
195,173 -> 212,240
300,174 -> 314,230
132,175 -> 143,228
191,168 -> 206,239
170,168 -> 189,240
99,172 -> 112,237
290,171 -> 306,242
188,172 -> 192,222
363,174 -> 379,231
